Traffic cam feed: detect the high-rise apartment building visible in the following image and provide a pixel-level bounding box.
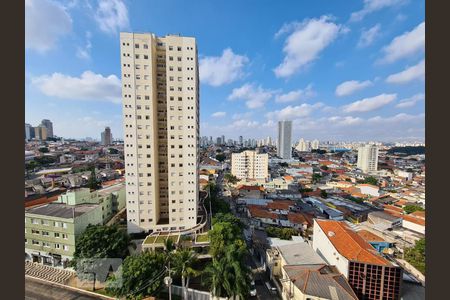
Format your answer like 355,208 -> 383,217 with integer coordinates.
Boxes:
41,119 -> 53,138
34,125 -> 48,141
311,139 -> 319,150
239,136 -> 243,146
231,150 -> 269,180
120,32 -> 199,233
277,120 -> 292,159
357,144 -> 379,173
101,127 -> 113,145
25,123 -> 32,141
295,138 -> 310,152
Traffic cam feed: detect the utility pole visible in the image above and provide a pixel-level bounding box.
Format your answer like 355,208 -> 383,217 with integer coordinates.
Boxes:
164,261 -> 172,300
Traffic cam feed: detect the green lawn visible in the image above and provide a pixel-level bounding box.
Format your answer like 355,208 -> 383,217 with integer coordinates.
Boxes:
143,236 -> 156,244
155,236 -> 168,244
196,234 -> 209,243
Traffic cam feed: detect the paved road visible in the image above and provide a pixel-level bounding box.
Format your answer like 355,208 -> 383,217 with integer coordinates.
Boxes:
26,277 -> 104,300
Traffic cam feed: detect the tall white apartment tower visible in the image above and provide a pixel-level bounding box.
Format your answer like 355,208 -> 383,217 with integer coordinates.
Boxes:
357,144 -> 379,173
120,33 -> 199,234
277,120 -> 292,159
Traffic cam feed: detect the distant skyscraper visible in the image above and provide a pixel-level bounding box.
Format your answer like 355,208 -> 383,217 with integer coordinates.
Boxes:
311,139 -> 320,150
266,136 -> 272,146
25,123 -> 32,141
41,119 -> 53,138
295,138 -> 310,152
277,121 -> 292,159
239,136 -> 243,146
101,127 -> 113,146
120,32 -> 199,233
357,144 -> 379,173
34,125 -> 48,140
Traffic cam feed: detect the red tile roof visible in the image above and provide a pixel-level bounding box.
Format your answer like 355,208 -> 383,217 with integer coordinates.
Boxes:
247,205 -> 277,220
238,185 -> 264,191
383,204 -> 403,213
410,210 -> 425,219
402,214 -> 425,226
267,200 -> 295,211
315,219 -> 391,266
357,230 -> 385,242
287,212 -> 311,225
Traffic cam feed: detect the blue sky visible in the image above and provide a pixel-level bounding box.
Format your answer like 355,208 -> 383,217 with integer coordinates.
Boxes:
25,0 -> 425,142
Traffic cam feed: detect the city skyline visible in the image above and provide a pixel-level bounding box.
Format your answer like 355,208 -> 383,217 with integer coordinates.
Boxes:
26,0 -> 424,142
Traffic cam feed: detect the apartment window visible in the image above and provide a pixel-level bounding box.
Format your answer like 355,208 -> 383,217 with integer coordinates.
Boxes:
135,54 -> 140,59
136,65 -> 141,69
62,223 -> 67,229
169,56 -> 173,61
42,231 -> 49,236
54,232 -> 60,238
144,55 -> 148,59
54,221 -> 61,227
32,240 -> 39,245
177,57 -> 182,61
43,242 -> 50,248
63,245 -> 69,251
31,219 -> 39,224
178,67 -> 182,71
143,44 -> 148,49
135,43 -> 139,48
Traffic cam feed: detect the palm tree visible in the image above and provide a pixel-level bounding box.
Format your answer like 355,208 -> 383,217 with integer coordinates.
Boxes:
203,258 -> 229,299
171,248 -> 200,300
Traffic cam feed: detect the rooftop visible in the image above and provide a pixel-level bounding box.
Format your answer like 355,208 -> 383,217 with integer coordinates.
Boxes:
356,229 -> 385,242
315,219 -> 392,266
283,264 -> 358,300
26,202 -> 98,219
277,242 -> 325,265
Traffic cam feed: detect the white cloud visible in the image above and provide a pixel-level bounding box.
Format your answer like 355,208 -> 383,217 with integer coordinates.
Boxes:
357,24 -> 381,48
228,83 -> 277,109
378,22 -> 425,64
335,80 -> 373,97
368,113 -> 425,123
25,0 -> 73,53
266,103 -> 324,120
199,48 -> 249,86
274,16 -> 347,78
275,84 -> 315,103
395,93 -> 425,108
344,93 -> 397,112
232,112 -> 253,120
211,111 -> 226,118
32,71 -> 122,103
386,59 -> 425,84
350,0 -> 407,22
76,31 -> 93,60
328,116 -> 364,126
95,0 -> 129,35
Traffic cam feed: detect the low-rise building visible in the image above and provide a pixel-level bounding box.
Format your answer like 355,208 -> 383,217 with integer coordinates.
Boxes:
313,219 -> 403,300
25,183 -> 126,268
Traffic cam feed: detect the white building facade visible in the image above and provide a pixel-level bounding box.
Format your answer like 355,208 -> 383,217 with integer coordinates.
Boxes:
120,32 -> 199,233
231,150 -> 269,180
357,144 -> 379,173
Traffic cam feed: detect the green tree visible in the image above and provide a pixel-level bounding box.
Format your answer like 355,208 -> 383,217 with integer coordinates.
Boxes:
106,251 -> 166,299
320,190 -> 328,198
87,167 -> 100,190
404,238 -> 425,274
171,248 -> 200,300
215,153 -> 226,162
403,205 -> 424,214
224,173 -> 239,184
363,176 -> 379,186
265,226 -> 298,240
38,147 -> 49,153
108,148 -> 119,154
205,217 -> 251,298
73,225 -> 130,265
320,165 -> 329,170
312,173 -> 322,183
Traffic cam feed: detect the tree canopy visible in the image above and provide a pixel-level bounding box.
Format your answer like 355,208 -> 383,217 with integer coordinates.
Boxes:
106,250 -> 167,299
215,153 -> 226,162
87,167 -> 101,190
265,226 -> 298,240
224,173 -> 239,184
403,205 -> 424,214
404,238 -> 425,275
363,176 -> 379,186
73,224 -> 130,263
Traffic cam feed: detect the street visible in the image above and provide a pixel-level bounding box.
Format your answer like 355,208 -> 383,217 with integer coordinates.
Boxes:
218,171 -> 280,300
25,277 -> 105,300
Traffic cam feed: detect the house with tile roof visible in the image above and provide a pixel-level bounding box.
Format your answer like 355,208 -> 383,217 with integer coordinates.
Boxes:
313,219 -> 403,300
